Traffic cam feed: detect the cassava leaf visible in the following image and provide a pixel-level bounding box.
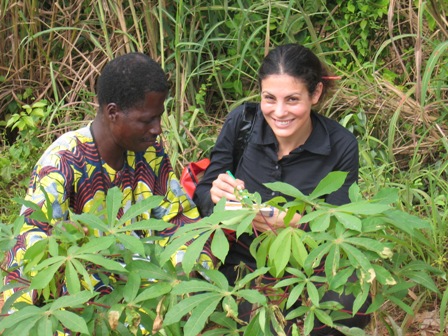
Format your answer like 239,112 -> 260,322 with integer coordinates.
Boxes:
52,309 -> 90,334
309,171 -> 348,200
211,228 -> 230,264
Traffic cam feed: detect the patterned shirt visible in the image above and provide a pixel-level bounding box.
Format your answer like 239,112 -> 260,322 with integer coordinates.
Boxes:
5,122 -> 211,303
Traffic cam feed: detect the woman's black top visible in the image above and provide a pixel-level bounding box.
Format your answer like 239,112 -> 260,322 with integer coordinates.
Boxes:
193,103 -> 359,279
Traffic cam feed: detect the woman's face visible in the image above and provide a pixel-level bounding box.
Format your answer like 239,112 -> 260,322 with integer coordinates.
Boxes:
260,74 -> 322,146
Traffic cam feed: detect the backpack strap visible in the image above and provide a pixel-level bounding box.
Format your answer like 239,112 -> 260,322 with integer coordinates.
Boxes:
232,102 -> 258,172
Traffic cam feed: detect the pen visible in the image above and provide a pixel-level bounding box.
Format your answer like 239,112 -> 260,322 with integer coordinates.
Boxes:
226,170 -> 236,180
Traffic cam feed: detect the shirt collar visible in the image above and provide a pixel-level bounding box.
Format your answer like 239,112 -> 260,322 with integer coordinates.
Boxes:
253,110 -> 331,155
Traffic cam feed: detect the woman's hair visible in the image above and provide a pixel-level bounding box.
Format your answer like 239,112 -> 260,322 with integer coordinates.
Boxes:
258,44 -> 334,101
96,52 -> 169,111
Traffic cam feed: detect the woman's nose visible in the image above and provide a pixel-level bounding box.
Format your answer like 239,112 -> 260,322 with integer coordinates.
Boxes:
274,102 -> 287,117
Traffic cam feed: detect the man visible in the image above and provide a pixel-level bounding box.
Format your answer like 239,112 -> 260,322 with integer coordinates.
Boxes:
4,52 -> 212,303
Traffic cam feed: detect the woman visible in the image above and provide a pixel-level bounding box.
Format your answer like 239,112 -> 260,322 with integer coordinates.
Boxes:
194,44 -> 370,335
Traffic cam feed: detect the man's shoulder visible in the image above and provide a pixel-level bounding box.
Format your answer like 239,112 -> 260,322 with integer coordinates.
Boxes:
36,126 -> 91,166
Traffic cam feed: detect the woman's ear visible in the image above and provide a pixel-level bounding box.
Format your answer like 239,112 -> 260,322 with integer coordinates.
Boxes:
311,82 -> 323,105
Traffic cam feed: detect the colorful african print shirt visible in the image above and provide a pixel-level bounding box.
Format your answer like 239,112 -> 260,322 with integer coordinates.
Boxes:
4,122 -> 212,303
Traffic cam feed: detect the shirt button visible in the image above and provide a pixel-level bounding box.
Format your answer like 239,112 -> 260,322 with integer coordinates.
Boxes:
275,165 -> 278,169
271,192 -> 275,196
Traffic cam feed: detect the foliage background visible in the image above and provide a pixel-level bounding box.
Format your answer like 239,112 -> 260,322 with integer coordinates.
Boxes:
0,0 -> 447,333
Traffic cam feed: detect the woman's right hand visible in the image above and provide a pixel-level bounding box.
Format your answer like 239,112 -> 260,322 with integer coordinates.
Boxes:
210,173 -> 245,204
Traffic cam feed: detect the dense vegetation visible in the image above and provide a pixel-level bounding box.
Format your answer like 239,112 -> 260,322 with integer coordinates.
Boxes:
0,0 -> 446,335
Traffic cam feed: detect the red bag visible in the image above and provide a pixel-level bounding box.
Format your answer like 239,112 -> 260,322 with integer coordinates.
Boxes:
180,158 -> 210,198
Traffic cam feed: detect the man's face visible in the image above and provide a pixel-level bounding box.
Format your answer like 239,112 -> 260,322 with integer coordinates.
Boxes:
110,91 -> 167,153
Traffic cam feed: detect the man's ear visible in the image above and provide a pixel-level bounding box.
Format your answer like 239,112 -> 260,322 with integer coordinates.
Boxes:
106,103 -> 120,122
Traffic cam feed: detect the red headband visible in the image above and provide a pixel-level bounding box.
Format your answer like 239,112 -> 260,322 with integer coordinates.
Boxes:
322,76 -> 342,80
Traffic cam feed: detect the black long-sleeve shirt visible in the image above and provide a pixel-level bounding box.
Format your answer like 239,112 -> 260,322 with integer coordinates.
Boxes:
194,103 -> 359,276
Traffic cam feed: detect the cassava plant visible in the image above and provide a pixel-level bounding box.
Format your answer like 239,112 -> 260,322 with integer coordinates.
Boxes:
161,171 -> 443,335
0,173 -> 444,335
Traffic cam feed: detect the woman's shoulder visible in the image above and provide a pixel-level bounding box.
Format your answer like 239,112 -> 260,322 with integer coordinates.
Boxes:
314,112 -> 357,142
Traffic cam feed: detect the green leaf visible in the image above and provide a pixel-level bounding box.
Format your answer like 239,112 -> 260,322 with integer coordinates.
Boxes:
348,183 -> 362,203
345,237 -> 391,257
340,243 -> 373,273
329,267 -> 354,291
123,272 -> 141,302
117,195 -> 164,226
0,305 -> 42,330
106,186 -> 123,227
71,212 -> 109,233
372,188 -> 399,204
50,291 -> 97,310
116,219 -> 173,233
65,260 -> 81,294
30,260 -> 65,290
305,242 -> 332,271
334,212 -> 362,231
304,310 -> 315,335
309,171 -> 348,200
172,279 -> 220,295
337,201 -> 391,215
371,265 -> 396,286
325,245 -> 341,279
182,232 -> 211,275
314,308 -> 334,327
71,258 -> 94,290
264,181 -> 308,201
251,233 -> 273,268
403,271 -> 440,294
285,305 -> 309,320
236,289 -> 267,305
307,282 -> 320,307
202,269 -> 229,290
211,228 -> 230,264
133,282 -> 171,304
52,309 -> 90,334
209,311 -> 237,330
127,260 -> 173,281
268,229 -> 292,276
291,231 -> 308,267
184,296 -> 222,336
236,213 -> 256,237
159,229 -> 206,265
384,209 -> 431,231
234,267 -> 270,289
242,310 -> 264,334
37,316 -> 54,336
298,210 -> 327,224
352,287 -> 370,315
73,236 -> 115,255
388,295 -> 414,316
164,293 -> 217,325
308,212 -> 331,232
28,255 -> 65,272
117,234 -> 145,256
287,282 -> 305,309
76,254 -> 127,273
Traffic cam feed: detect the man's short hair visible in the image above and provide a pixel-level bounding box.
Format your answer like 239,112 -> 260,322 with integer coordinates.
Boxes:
96,52 -> 169,111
